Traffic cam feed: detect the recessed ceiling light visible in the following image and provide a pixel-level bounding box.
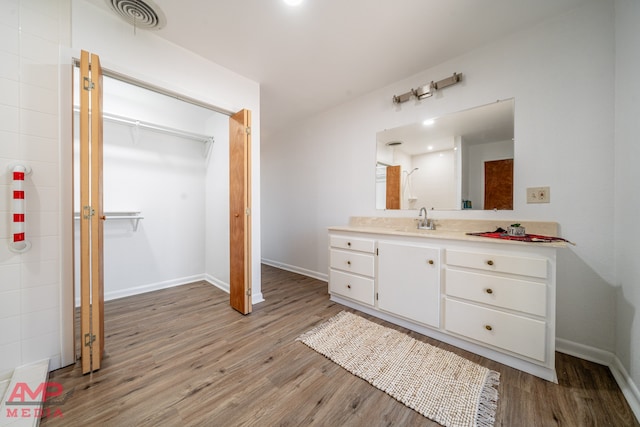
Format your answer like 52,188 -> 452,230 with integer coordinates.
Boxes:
423,119 -> 435,126
283,0 -> 303,5
427,146 -> 434,151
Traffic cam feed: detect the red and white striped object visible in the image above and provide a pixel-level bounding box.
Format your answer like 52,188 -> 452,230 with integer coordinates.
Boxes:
9,164 -> 32,253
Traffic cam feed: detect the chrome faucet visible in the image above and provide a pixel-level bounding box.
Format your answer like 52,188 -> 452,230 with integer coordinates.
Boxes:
418,206 -> 435,230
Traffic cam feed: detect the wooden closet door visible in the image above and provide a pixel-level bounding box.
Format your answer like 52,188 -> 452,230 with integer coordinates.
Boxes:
79,50 -> 105,373
229,109 -> 252,314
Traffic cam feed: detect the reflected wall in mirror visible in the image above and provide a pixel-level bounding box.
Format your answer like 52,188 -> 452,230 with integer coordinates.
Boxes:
376,98 -> 514,210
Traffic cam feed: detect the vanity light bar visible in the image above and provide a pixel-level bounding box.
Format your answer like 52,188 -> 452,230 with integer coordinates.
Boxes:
392,72 -> 462,104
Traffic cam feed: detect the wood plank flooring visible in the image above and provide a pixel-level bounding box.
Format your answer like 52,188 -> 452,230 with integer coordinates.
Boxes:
42,264 -> 638,426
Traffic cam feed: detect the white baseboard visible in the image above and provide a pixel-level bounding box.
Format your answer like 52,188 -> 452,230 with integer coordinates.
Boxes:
557,338 -> 640,421
204,274 -> 229,293
74,274 -> 265,308
203,275 -> 264,305
261,258 -> 328,282
75,274 -> 207,306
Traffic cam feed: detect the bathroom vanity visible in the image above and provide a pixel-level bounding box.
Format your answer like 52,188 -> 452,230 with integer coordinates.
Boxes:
328,217 -> 566,382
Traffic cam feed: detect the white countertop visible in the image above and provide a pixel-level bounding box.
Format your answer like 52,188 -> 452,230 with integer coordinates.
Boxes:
329,217 -> 570,248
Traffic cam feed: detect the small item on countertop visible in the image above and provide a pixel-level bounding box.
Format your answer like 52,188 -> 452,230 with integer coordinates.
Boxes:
507,223 -> 526,236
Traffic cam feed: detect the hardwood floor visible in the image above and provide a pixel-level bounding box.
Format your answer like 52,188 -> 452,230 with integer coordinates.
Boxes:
42,264 -> 638,426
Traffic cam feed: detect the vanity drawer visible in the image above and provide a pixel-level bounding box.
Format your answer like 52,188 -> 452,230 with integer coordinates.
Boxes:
446,249 -> 548,279
444,299 -> 546,362
329,269 -> 375,305
330,249 -> 375,277
330,235 -> 376,253
445,269 -> 546,317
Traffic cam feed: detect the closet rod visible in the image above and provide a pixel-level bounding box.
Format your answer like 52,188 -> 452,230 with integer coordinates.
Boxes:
73,108 -> 214,144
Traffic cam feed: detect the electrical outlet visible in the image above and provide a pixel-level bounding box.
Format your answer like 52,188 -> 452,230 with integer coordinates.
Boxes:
527,186 -> 550,203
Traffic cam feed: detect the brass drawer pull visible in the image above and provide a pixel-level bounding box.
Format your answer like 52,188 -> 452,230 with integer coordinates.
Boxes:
347,284 -> 351,289
347,242 -> 351,247
486,260 -> 494,266
485,325 -> 493,331
347,260 -> 351,266
485,288 -> 493,294
428,259 -> 434,265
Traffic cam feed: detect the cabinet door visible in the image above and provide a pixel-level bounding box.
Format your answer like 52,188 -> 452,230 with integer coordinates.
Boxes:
378,241 -> 440,328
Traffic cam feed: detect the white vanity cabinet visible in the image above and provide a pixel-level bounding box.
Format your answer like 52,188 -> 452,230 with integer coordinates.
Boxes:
377,241 -> 440,328
444,249 -> 550,362
328,235 -> 376,306
327,227 -> 559,382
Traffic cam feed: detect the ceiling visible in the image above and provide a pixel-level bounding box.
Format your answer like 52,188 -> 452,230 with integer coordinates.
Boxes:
84,0 -> 590,137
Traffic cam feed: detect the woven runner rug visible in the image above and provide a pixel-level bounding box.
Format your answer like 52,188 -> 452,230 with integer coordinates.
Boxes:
297,311 -> 500,427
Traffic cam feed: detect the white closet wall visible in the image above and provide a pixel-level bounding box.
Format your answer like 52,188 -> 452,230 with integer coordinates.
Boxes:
74,75 -> 227,303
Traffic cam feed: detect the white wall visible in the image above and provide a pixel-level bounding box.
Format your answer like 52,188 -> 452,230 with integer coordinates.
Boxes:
615,0 -> 640,402
263,0 -> 616,357
0,0 -> 72,377
411,150 -> 457,210
205,112 -> 232,290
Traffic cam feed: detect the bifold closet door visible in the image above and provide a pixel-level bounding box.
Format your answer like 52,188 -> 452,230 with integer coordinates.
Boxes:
229,109 -> 252,315
79,50 -> 105,374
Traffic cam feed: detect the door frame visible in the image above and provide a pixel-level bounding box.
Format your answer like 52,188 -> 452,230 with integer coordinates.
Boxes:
60,50 -> 258,367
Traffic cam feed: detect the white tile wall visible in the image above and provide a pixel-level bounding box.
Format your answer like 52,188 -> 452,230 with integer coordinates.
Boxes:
20,58 -> 58,89
0,0 -> 66,376
0,23 -> 19,54
0,78 -> 19,106
0,343 -> 21,372
22,185 -> 59,211
0,264 -> 20,291
0,316 -> 21,346
20,284 -> 57,314
20,307 -> 58,339
0,290 -> 20,318
21,260 -> 59,288
0,51 -> 19,81
21,83 -> 57,115
0,105 -> 19,133
19,134 -> 59,163
0,0 -> 19,28
21,331 -> 58,362
23,212 -> 59,238
19,6 -> 58,41
20,109 -> 58,138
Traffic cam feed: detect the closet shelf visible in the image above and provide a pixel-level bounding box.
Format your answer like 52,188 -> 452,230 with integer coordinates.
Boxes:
74,211 -> 143,231
73,107 -> 214,157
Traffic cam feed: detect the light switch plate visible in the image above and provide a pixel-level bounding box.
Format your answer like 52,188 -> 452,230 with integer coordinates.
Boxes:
527,186 -> 550,203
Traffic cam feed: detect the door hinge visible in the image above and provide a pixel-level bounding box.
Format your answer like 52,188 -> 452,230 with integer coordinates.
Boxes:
84,333 -> 96,348
247,288 -> 252,296
245,207 -> 251,216
376,292 -> 379,301
83,205 -> 95,219
376,248 -> 379,256
245,126 -> 251,135
83,76 -> 95,91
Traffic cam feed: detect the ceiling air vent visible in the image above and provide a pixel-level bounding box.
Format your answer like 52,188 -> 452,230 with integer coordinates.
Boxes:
105,0 -> 166,31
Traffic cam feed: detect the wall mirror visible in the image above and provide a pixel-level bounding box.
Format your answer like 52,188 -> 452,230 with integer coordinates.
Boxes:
376,98 -> 514,211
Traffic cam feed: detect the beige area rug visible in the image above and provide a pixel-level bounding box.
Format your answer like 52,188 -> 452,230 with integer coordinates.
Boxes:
297,311 -> 499,427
